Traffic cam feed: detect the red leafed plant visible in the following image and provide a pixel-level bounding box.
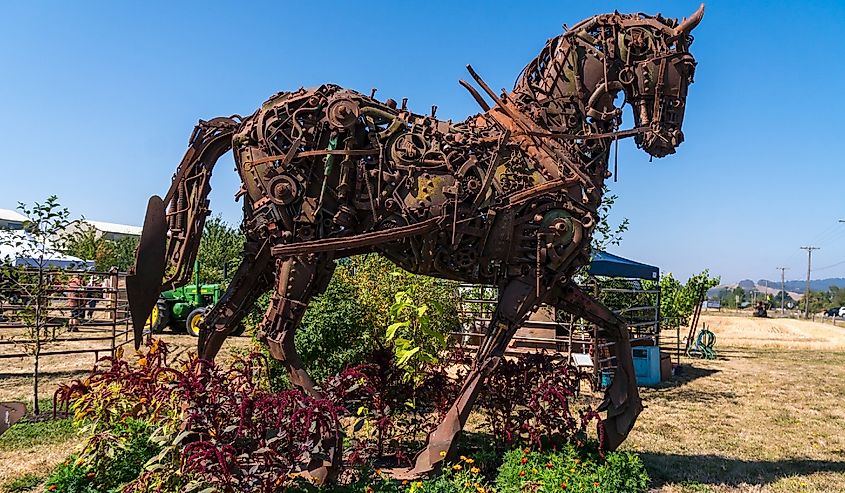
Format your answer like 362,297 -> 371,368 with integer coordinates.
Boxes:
55,342 -> 350,492
479,351 -> 605,452
175,354 -> 345,491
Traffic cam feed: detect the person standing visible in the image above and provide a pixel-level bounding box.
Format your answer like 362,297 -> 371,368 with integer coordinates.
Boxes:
67,275 -> 83,331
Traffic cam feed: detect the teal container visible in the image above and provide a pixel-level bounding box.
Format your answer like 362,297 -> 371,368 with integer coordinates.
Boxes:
632,346 -> 661,387
600,369 -> 614,389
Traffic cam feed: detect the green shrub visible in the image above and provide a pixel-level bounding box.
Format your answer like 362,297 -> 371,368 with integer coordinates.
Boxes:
45,420 -> 159,493
262,254 -> 461,390
408,456 -> 494,493
295,274 -> 373,383
43,457 -> 96,493
496,445 -> 649,493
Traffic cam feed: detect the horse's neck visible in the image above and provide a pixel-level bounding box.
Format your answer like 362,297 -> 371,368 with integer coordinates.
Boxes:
510,34 -> 615,212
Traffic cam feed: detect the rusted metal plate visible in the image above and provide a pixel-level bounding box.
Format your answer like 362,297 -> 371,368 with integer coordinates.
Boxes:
0,402 -> 26,436
126,195 -> 167,349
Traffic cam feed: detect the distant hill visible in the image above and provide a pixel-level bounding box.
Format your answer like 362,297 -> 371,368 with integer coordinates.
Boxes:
738,279 -> 756,290
705,278 -> 845,300
757,278 -> 845,294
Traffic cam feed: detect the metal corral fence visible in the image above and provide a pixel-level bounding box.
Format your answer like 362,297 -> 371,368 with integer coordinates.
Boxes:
0,268 -> 132,363
453,278 -> 668,389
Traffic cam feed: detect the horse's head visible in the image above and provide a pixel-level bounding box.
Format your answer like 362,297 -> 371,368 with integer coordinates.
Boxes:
616,5 -> 703,157
513,5 -> 703,159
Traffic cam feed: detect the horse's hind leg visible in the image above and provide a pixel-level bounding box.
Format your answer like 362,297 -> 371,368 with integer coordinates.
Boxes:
198,240 -> 273,360
260,253 -> 336,397
405,274 -> 543,477
548,280 -> 642,450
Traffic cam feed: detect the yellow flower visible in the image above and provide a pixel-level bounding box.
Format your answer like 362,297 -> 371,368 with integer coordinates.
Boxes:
465,457 -> 475,464
476,487 -> 485,493
532,468 -> 538,474
471,467 -> 480,474
453,464 -> 462,471
439,450 -> 447,457
465,481 -> 471,487
403,480 -> 409,485
460,455 -> 468,461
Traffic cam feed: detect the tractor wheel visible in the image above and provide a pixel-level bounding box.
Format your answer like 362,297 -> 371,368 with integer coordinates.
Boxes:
144,300 -> 170,333
186,307 -> 208,338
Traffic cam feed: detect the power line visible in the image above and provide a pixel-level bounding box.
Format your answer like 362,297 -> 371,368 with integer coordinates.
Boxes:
814,259 -> 845,271
800,246 -> 819,319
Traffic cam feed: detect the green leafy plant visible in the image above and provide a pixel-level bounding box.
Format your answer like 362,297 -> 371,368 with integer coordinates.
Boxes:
592,187 -> 629,252
43,457 -> 97,493
386,291 -> 447,385
496,446 -> 649,493
43,420 -> 159,493
408,455 -> 493,493
196,215 -> 244,284
660,270 -> 720,328
63,224 -> 139,272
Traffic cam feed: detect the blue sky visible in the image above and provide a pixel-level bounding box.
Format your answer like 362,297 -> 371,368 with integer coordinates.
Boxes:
1,1 -> 843,283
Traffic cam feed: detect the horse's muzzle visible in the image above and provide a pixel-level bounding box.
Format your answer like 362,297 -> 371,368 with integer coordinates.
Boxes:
642,129 -> 684,158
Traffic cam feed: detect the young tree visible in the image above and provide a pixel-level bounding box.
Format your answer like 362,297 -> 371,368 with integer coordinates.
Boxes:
592,187 -> 629,252
197,216 -> 245,284
660,270 -> 720,328
0,196 -> 77,414
64,224 -> 139,271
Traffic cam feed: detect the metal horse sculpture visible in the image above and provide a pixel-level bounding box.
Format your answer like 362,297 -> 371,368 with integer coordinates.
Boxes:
128,5 -> 703,480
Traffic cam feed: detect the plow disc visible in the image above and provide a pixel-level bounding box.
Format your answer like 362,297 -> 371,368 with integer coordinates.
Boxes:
126,195 -> 168,349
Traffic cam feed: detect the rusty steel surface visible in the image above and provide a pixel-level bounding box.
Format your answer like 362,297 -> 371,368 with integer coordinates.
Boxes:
130,5 -> 703,481
0,402 -> 26,436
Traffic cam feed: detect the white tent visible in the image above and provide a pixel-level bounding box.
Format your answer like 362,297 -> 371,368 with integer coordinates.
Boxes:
0,230 -> 94,270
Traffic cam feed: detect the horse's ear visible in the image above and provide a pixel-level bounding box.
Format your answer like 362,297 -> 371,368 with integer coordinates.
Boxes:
675,3 -> 705,36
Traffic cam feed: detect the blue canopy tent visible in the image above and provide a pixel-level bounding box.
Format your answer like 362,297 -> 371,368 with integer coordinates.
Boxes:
587,250 -> 661,345
588,251 -> 659,280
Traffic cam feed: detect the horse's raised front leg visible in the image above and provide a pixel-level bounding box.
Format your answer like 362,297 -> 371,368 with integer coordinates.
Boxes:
403,274 -> 543,477
198,240 -> 273,360
548,280 -> 642,450
260,253 -> 336,397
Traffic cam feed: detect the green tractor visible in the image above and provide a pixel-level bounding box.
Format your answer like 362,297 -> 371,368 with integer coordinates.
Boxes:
144,261 -> 244,337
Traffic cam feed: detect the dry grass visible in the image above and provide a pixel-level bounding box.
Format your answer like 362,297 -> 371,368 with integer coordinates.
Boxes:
624,315 -> 845,492
700,313 -> 845,351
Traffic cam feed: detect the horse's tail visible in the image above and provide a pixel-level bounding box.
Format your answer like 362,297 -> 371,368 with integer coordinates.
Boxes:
126,117 -> 239,348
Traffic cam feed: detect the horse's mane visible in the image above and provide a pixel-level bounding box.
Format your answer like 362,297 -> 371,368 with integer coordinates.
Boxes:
513,11 -> 682,98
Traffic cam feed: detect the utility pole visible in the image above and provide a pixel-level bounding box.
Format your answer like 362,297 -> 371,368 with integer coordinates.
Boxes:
776,267 -> 788,313
800,247 -> 819,319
